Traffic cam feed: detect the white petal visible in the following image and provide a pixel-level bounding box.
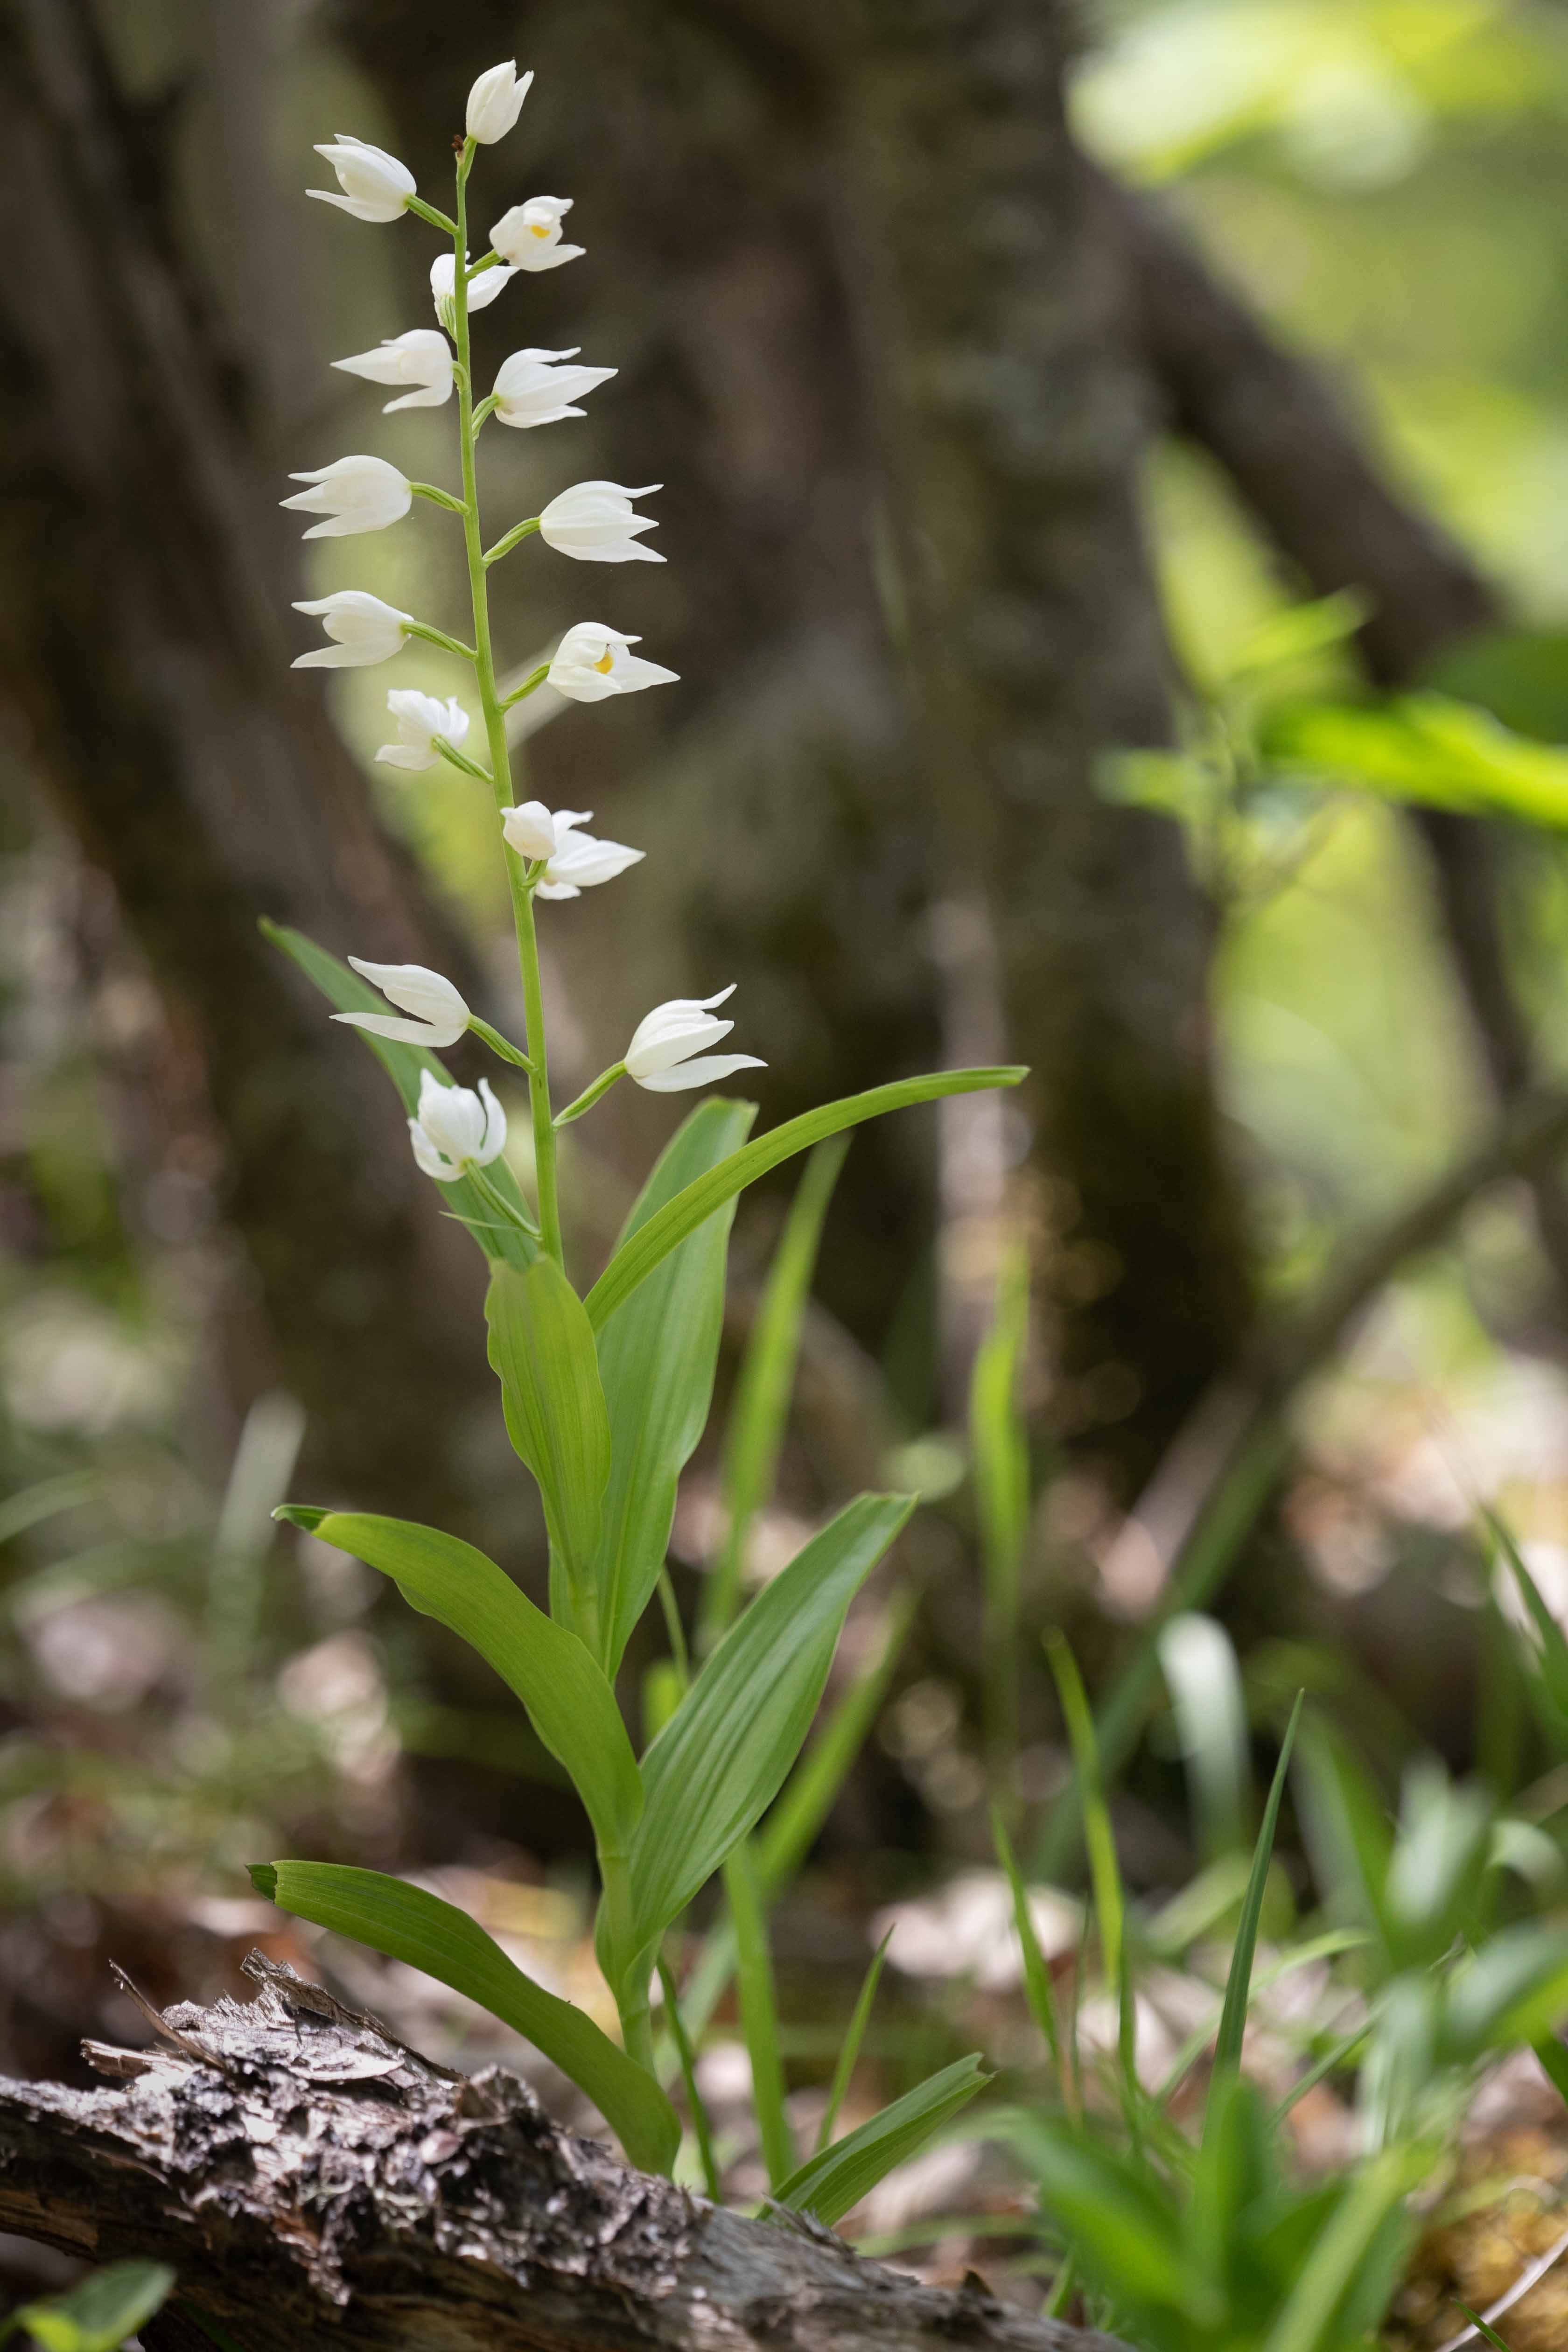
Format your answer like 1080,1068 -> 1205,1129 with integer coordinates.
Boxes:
334,1010 -> 450,1046
635,1056 -> 768,1093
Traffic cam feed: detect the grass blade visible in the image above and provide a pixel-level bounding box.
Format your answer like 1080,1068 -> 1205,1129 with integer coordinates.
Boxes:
776,2055 -> 989,2228
1206,1691 -> 1304,2122
971,1243 -> 1031,1801
584,1069 -> 1026,1331
1046,1632 -> 1136,2125
725,1838 -> 794,2192
1454,2305 -> 1518,2352
992,1808 -> 1070,2110
657,1951 -> 721,2200
702,1135 -> 848,1647
817,1928 -> 894,2154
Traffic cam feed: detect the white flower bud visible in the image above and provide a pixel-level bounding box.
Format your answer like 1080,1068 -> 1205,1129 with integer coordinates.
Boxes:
308,135 -> 415,224
333,961 -> 470,1048
467,61 -> 534,145
490,347 -> 616,430
499,803 -> 644,900
490,196 -> 584,273
376,690 -> 470,772
291,591 -> 412,670
280,454 -> 411,539
624,989 -> 766,1093
547,623 -> 679,704
408,1071 -> 507,1181
539,481 -> 664,565
333,329 -> 454,413
429,252 -> 517,336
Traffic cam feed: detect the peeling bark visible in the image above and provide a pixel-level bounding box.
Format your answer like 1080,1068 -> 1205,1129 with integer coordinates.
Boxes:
0,1956 -> 1121,2352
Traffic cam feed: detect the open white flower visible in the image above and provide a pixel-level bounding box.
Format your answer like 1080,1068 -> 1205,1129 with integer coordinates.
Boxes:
539,482 -> 663,565
491,347 -> 615,430
467,60 -> 533,145
430,252 -> 518,335
408,1071 -> 507,1181
547,623 -> 679,703
292,591 -> 412,670
376,689 -> 470,771
500,803 -> 644,899
490,196 -> 584,273
334,329 -> 454,413
333,960 -> 469,1048
625,988 -> 766,1093
280,455 -> 411,539
308,135 -> 414,224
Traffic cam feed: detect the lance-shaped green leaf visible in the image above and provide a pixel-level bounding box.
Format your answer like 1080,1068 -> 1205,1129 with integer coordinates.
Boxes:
249,1861 -> 679,2176
262,919 -> 536,1270
585,1070 -> 1026,1331
486,1258 -> 611,1632
609,1492 -> 914,1982
593,1098 -> 755,1674
275,1508 -> 640,1856
776,2054 -> 989,2227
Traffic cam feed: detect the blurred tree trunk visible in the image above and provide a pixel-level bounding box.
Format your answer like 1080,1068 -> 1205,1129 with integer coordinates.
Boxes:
336,0 -> 1252,1491
0,0 -> 496,1529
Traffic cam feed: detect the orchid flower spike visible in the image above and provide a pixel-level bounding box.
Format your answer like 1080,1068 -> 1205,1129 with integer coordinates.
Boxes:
292,591 -> 412,670
308,135 -> 414,224
490,197 -> 584,273
467,60 -> 534,145
430,252 -> 517,336
333,960 -> 469,1049
334,329 -> 454,413
281,455 -> 411,539
625,988 -> 766,1094
408,1071 -> 507,1181
547,623 -> 679,703
491,348 -> 616,430
500,803 -> 644,899
539,482 -> 664,565
377,689 -> 471,771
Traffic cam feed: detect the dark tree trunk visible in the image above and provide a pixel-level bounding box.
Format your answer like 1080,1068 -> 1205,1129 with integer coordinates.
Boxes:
0,0 -> 497,1527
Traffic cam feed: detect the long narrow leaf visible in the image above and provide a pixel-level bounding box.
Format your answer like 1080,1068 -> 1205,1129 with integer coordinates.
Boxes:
776,2055 -> 989,2228
616,1493 -> 915,1979
250,1860 -> 678,2175
992,1810 -> 1068,2102
656,1953 -> 721,2200
971,1243 -> 1031,1790
262,919 -> 536,1270
703,1135 -> 848,1645
1206,1692 -> 1304,2119
585,1070 -> 1026,1331
594,1099 -> 756,1673
725,1840 -> 794,2191
1260,2147 -> 1423,2352
486,1259 -> 611,1635
817,1928 -> 894,2154
275,1508 -> 641,1857
1047,1632 -> 1136,2118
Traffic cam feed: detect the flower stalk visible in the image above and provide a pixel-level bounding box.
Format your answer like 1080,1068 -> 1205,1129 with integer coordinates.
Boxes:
451,140 -> 565,1264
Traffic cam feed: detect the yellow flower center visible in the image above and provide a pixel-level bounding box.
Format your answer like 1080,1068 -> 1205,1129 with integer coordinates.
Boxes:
594,646 -> 616,674
529,221 -> 551,238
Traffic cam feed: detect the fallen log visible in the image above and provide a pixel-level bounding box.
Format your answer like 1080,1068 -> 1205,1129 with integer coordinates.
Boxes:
0,1953 -> 1120,2352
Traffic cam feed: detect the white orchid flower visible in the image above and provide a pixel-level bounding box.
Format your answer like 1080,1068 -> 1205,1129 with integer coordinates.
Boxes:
332,960 -> 469,1048
308,135 -> 415,224
376,689 -> 470,771
467,60 -> 534,145
539,482 -> 664,565
430,252 -> 518,336
291,590 -> 412,670
547,623 -> 679,703
407,1071 -> 507,1181
491,347 -> 616,430
499,803 -> 644,899
333,329 -> 454,413
624,988 -> 766,1094
490,196 -> 584,273
280,454 -> 411,539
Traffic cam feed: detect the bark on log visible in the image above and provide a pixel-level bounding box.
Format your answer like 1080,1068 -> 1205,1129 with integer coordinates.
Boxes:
0,1954 -> 1120,2352
1115,171 -> 1568,1320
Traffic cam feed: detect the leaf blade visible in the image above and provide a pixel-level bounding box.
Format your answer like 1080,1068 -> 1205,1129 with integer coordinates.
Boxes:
250,1860 -> 678,2174
486,1258 -> 612,1636
776,2054 -> 989,2227
584,1070 -> 1026,1331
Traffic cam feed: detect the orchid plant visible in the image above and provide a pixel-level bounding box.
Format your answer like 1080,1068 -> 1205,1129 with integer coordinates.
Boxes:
252,62 -> 1020,2192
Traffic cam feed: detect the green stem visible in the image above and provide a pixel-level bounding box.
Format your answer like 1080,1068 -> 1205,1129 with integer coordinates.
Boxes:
434,737 -> 492,784
466,1164 -> 540,1240
657,1952 -> 722,2199
467,1016 -> 534,1073
484,516 -> 541,567
724,1841 -> 794,2191
451,148 -> 564,1265
407,621 -> 477,661
601,1851 -> 656,2077
502,662 -> 551,708
406,193 -> 457,234
554,1062 -> 626,1129
410,481 -> 468,514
